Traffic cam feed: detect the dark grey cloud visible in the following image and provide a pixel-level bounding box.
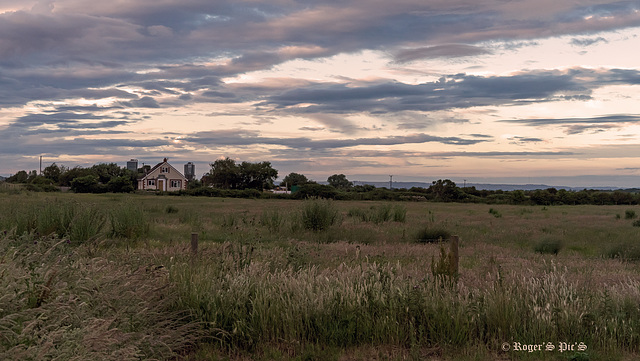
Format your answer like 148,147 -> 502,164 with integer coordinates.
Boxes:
507,136 -> 544,144
500,114 -> 640,134
184,129 -> 487,150
571,37 -> 608,47
395,44 -> 492,63
261,70 -> 589,114
500,114 -> 640,125
0,136 -> 171,156
118,96 -> 161,108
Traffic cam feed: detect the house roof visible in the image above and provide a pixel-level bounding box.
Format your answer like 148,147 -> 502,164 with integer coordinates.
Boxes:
139,158 -> 187,181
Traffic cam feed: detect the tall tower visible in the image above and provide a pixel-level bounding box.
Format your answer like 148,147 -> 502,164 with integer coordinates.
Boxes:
184,162 -> 195,181
127,159 -> 138,172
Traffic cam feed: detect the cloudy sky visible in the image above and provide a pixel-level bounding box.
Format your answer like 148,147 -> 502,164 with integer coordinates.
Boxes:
1,0 -> 640,187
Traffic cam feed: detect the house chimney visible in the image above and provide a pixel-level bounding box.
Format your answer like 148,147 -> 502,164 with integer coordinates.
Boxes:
163,157 -> 168,162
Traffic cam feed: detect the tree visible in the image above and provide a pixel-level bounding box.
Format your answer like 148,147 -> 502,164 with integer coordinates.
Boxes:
91,163 -> 124,184
70,175 -> 99,193
428,179 -> 461,202
6,170 -> 29,183
203,157 -> 240,189
107,176 -> 135,193
238,161 -> 278,190
203,158 -> 278,190
327,174 -> 352,190
43,163 -> 63,183
280,172 -> 310,187
59,166 -> 93,186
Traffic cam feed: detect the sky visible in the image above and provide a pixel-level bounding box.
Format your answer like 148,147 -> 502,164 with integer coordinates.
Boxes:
1,0 -> 640,187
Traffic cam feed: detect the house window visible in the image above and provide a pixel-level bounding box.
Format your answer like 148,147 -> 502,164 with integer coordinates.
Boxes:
161,167 -> 170,173
148,179 -> 156,186
171,180 -> 182,188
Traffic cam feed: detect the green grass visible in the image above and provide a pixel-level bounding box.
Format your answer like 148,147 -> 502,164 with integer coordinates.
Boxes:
0,193 -> 639,360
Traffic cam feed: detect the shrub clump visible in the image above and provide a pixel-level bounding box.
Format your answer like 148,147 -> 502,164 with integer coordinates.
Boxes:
301,199 -> 340,231
605,242 -> 640,261
165,205 -> 179,214
625,209 -> 637,219
488,208 -> 502,218
534,238 -> 563,255
415,227 -> 451,243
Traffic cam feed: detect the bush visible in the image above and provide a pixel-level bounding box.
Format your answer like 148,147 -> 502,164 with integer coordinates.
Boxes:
415,227 -> 451,243
301,199 -> 340,231
534,238 -> 563,255
165,205 -> 179,214
370,204 -> 392,224
489,208 -> 502,218
70,175 -> 99,193
625,209 -> 637,219
293,184 -> 340,200
605,242 -> 640,261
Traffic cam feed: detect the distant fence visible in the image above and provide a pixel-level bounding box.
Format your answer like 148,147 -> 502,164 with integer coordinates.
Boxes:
0,183 -> 24,191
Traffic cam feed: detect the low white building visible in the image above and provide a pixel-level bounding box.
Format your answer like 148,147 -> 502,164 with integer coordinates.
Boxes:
138,158 -> 188,191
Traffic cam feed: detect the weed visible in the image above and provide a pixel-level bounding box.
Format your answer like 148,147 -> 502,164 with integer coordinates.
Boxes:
165,205 -> 179,213
488,208 -> 502,218
534,238 -> 563,255
605,242 -> 640,261
392,205 -> 407,222
301,199 -> 339,231
430,244 -> 458,283
625,209 -> 637,219
260,208 -> 284,232
415,227 -> 451,243
69,205 -> 106,243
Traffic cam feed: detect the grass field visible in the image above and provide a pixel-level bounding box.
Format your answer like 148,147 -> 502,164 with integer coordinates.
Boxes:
0,191 -> 639,360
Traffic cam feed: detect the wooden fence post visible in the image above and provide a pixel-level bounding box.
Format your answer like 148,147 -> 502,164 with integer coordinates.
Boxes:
449,235 -> 459,276
191,232 -> 198,256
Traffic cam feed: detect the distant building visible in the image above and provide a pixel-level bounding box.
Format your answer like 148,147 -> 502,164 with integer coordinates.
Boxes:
138,158 -> 188,191
184,162 -> 196,181
127,159 -> 138,172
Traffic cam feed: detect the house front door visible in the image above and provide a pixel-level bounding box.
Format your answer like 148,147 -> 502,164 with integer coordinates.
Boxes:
158,179 -> 165,191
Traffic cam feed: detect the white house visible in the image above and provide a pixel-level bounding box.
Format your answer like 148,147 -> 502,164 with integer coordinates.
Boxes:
138,158 -> 188,191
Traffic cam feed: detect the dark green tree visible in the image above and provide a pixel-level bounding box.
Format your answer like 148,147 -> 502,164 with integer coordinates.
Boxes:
239,161 -> 278,190
6,170 -> 29,183
428,179 -> 463,202
203,157 -> 240,189
91,163 -> 124,184
107,176 -> 135,193
42,163 -> 64,183
327,174 -> 353,190
70,175 -> 99,193
280,172 -> 310,187
203,158 -> 278,190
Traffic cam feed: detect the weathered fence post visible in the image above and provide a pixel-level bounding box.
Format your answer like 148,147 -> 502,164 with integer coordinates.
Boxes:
449,235 -> 459,276
191,232 -> 198,256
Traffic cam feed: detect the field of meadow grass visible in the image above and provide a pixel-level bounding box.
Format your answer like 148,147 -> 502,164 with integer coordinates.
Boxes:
0,191 -> 639,360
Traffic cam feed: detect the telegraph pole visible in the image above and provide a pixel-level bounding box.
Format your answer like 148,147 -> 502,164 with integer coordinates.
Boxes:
389,175 -> 393,189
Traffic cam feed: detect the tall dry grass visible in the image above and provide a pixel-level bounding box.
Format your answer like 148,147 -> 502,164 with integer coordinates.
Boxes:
0,233 -> 201,360
170,243 -> 640,357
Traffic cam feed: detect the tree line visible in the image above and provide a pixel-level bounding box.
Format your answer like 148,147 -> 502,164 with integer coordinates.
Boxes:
3,159 -> 640,205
